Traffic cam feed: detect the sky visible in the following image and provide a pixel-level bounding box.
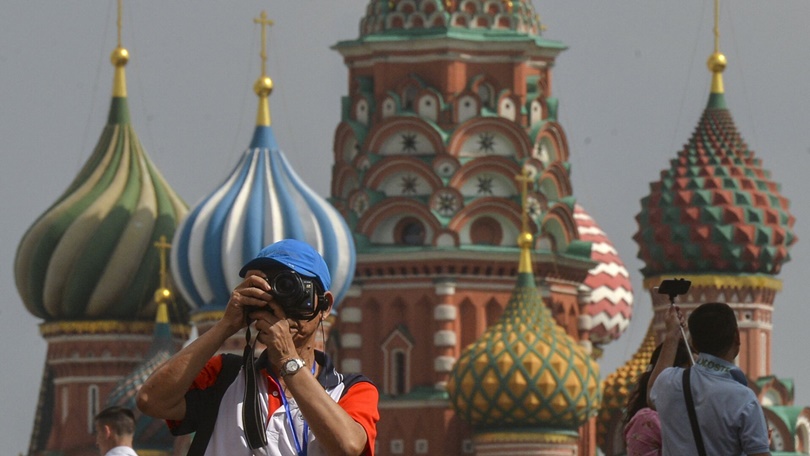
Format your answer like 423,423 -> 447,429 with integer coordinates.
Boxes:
2,1 -> 810,453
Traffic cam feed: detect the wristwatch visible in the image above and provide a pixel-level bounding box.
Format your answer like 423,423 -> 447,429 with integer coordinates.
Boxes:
280,358 -> 306,377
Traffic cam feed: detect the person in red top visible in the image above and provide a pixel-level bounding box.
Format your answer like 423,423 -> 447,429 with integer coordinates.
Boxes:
138,239 -> 379,455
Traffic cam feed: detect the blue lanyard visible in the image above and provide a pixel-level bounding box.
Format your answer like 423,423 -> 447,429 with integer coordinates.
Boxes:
271,364 -> 316,456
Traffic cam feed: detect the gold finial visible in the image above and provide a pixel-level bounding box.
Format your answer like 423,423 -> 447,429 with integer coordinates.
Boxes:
707,0 -> 726,94
153,236 -> 173,322
502,0 -> 513,13
110,0 -> 128,97
515,168 -> 534,274
253,10 -> 275,126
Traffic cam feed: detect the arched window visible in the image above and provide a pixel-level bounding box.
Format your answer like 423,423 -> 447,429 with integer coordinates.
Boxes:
382,327 -> 413,395
396,217 -> 426,246
470,216 -> 502,245
87,384 -> 99,433
477,84 -> 493,109
403,86 -> 418,110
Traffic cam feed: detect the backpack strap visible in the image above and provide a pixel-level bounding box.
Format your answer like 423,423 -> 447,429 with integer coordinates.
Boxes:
186,354 -> 243,456
682,367 -> 707,456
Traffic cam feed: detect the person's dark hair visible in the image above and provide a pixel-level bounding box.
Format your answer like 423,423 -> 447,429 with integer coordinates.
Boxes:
94,406 -> 136,436
688,302 -> 737,356
623,339 -> 691,425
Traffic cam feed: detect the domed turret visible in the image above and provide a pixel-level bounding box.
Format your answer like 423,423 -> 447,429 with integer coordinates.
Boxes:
171,11 -> 356,313
574,204 -> 634,352
447,172 -> 600,449
634,49 -> 796,277
18,7 -> 190,453
634,0 -> 797,384
359,0 -> 544,38
14,17 -> 188,322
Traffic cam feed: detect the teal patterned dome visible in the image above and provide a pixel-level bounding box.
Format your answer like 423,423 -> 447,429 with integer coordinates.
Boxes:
634,58 -> 796,277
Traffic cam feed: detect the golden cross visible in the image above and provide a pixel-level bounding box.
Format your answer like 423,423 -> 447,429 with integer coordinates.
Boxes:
154,235 -> 172,289
254,11 -> 274,77
515,168 -> 534,235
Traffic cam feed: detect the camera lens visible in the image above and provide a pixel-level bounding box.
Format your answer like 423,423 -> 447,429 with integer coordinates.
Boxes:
271,272 -> 299,298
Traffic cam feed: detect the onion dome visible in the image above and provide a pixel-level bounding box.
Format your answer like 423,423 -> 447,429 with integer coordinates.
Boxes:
574,204 -> 634,349
107,302 -> 176,451
171,12 -> 356,311
14,37 -> 188,322
358,0 -> 544,39
596,322 -> 656,452
447,215 -> 600,433
634,51 -> 796,277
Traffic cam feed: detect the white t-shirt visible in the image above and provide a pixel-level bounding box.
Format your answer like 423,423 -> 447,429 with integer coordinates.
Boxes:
105,446 -> 139,456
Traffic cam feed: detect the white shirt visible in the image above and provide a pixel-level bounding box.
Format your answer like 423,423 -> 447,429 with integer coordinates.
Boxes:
105,446 -> 139,456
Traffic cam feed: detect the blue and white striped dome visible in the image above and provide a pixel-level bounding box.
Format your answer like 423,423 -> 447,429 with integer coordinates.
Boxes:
171,125 -> 356,311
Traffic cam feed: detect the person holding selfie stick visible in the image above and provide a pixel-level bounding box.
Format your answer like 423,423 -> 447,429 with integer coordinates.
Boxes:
137,239 -> 379,456
647,302 -> 770,456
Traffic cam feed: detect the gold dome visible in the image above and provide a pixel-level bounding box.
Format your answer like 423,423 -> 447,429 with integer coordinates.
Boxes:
447,273 -> 601,430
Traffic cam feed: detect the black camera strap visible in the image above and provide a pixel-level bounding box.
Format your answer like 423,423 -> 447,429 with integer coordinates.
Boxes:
242,326 -> 268,449
682,368 -> 707,456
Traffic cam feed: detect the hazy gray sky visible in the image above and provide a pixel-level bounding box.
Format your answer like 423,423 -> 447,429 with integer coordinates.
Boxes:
3,1 -> 809,453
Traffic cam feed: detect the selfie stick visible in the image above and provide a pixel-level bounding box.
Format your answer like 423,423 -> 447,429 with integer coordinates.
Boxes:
665,292 -> 696,366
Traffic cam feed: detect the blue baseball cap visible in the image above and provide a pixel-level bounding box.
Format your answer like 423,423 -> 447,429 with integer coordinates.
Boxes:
239,239 -> 331,292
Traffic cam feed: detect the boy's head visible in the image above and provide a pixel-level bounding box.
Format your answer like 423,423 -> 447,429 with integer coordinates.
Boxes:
94,406 -> 135,453
688,302 -> 739,357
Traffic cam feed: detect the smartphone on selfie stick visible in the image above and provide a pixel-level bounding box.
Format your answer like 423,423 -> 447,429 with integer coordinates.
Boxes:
657,278 -> 695,365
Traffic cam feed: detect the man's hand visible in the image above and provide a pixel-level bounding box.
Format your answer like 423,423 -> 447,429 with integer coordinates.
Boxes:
222,274 -> 274,333
664,304 -> 686,340
249,299 -> 298,371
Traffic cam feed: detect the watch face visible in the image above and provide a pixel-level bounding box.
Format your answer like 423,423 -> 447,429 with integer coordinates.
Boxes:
283,359 -> 303,376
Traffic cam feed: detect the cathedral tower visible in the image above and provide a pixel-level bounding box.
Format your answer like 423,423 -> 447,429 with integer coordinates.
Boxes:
329,1 -> 633,453
14,4 -> 189,454
634,1 -> 796,380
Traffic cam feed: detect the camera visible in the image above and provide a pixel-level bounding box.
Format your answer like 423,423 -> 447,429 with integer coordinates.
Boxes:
246,271 -> 323,320
657,278 -> 691,300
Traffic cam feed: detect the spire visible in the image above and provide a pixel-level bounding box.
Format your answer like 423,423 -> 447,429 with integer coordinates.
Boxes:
153,235 -> 172,324
515,167 -> 534,274
253,10 -> 274,127
111,0 -> 128,98
707,0 -> 727,106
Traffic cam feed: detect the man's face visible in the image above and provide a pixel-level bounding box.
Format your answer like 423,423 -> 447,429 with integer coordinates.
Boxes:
245,269 -> 332,340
